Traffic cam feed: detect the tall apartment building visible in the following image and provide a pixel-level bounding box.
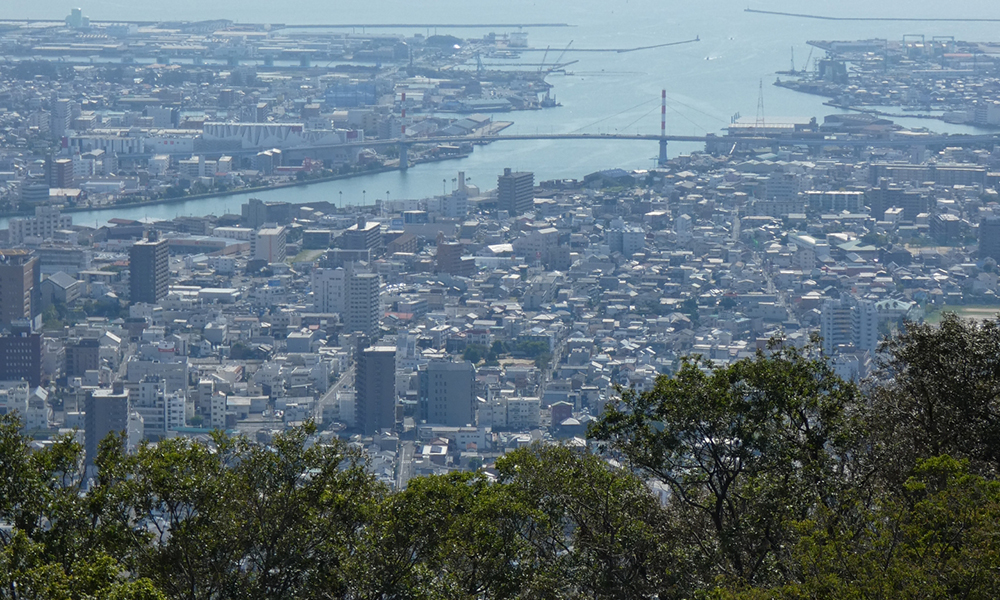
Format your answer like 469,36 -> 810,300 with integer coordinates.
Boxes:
129,232 -> 169,305
820,297 -> 879,355
418,360 -> 475,427
50,158 -> 75,189
342,219 -> 382,252
0,250 -> 40,331
8,207 -> 73,245
134,375 -> 168,438
50,99 -> 72,140
0,323 -> 42,387
852,300 -> 879,354
435,234 -> 475,277
355,344 -> 396,436
345,272 -> 380,337
65,337 -> 100,378
497,167 -> 534,216
980,216 -> 1000,261
311,267 -> 346,313
84,385 -> 130,465
251,226 -> 287,263
820,299 -> 853,355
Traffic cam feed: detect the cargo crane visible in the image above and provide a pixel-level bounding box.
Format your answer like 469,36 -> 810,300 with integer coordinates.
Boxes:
545,40 -> 576,74
537,45 -> 551,73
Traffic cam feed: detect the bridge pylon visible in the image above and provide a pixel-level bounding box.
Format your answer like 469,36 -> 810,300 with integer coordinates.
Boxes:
659,89 -> 668,166
398,142 -> 409,170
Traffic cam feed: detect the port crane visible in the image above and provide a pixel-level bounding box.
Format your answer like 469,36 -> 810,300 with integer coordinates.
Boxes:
537,45 -> 551,73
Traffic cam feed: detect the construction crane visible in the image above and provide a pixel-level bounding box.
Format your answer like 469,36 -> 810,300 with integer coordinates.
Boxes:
545,58 -> 579,74
553,40 -> 573,66
537,45 -> 551,73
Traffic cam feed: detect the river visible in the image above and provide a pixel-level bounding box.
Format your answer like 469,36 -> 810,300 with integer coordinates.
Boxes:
6,0 -> 1000,227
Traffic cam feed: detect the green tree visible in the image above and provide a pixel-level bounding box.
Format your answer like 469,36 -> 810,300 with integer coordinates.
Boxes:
496,445 -> 682,599
463,344 -> 488,364
871,313 -> 1000,478
95,424 -> 382,600
0,414 -> 168,600
714,456 -> 1000,600
590,345 -> 863,589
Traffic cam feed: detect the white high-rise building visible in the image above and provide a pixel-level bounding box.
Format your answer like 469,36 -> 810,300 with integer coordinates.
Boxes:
852,299 -> 880,354
820,299 -> 853,355
134,375 -> 169,437
821,297 -> 881,356
311,267 -> 346,313
166,390 -> 186,431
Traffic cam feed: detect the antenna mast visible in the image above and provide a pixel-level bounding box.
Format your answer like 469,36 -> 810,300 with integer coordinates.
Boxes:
754,79 -> 765,135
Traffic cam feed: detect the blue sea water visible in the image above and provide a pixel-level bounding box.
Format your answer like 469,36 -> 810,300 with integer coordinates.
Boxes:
5,0 -> 1000,226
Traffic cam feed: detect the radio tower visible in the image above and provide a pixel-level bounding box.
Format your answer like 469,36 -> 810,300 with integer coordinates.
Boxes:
753,79 -> 765,136
658,89 -> 668,166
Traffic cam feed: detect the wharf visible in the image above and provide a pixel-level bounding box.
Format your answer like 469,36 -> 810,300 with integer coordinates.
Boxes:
745,8 -> 1000,22
0,19 -> 570,29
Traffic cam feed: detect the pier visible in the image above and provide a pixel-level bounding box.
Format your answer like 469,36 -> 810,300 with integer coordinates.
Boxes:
745,8 -> 1000,22
0,19 -> 571,29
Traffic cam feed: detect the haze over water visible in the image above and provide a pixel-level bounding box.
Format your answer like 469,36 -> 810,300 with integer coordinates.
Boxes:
6,0 -> 1000,226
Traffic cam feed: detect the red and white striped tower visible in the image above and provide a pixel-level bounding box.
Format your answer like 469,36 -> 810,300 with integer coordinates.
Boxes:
661,89 -> 666,137
401,91 -> 406,138
399,91 -> 409,169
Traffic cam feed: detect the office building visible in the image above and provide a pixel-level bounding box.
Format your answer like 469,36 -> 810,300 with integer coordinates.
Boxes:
84,385 -> 130,465
129,232 -> 169,305
355,345 -> 396,435
311,267 -> 346,313
66,337 -> 100,378
134,375 -> 167,437
9,207 -> 73,245
242,198 -> 291,228
342,219 -> 382,252
51,158 -> 75,189
497,167 -> 534,216
345,272 -> 380,337
435,234 -> 475,276
0,250 -> 40,331
418,360 -> 475,427
50,99 -> 72,139
20,179 -> 50,206
981,216 -> 1000,261
251,226 -> 287,263
133,375 -> 186,438
0,323 -> 42,387
931,213 -> 962,244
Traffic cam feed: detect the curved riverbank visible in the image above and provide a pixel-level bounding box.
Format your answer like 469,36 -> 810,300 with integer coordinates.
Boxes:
4,164 -> 403,221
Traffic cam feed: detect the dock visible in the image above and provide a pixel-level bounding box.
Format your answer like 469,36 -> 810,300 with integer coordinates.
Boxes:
745,8 -> 1000,22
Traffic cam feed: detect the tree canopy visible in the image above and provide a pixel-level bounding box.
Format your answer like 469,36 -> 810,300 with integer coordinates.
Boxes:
4,315 -> 1000,598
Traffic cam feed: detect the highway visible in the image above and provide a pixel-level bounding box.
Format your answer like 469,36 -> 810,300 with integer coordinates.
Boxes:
281,131 -> 1000,155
